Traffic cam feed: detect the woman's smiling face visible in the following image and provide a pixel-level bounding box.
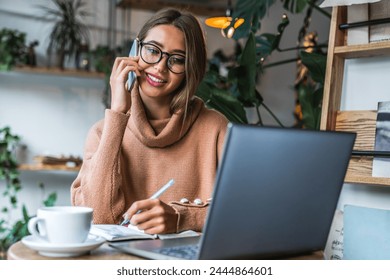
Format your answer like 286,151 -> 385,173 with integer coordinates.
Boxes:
138,24 -> 186,102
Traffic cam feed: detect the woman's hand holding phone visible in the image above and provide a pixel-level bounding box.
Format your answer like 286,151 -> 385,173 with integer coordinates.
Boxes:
109,56 -> 141,114
127,39 -> 139,91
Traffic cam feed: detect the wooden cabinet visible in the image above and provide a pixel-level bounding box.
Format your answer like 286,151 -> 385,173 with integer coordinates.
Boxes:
321,6 -> 390,186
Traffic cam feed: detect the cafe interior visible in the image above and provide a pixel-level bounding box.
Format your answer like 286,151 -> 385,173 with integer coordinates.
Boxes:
1,0 -> 390,260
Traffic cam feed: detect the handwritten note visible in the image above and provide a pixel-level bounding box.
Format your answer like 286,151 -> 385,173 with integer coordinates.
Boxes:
324,210 -> 344,260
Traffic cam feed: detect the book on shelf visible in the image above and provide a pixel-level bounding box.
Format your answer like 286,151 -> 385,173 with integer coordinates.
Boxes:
90,224 -> 199,242
372,101 -> 390,178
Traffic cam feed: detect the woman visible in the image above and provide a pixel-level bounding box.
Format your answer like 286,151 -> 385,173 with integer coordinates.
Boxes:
71,8 -> 228,234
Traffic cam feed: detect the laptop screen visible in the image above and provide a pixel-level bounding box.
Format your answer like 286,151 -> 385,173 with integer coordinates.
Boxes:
199,124 -> 356,259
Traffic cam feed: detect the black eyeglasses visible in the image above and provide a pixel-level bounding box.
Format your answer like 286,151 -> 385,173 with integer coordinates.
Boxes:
140,41 -> 186,74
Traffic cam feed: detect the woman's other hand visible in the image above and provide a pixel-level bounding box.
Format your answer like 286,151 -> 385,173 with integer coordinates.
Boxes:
110,56 -> 141,114
123,199 -> 178,234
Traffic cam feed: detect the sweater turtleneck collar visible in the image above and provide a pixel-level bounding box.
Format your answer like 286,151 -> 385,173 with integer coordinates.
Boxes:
128,88 -> 203,148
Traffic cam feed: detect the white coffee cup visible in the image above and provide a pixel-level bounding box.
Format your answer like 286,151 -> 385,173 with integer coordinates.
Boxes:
28,206 -> 93,244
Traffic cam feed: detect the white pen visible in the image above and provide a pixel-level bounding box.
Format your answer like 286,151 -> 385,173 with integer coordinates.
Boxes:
120,179 -> 175,226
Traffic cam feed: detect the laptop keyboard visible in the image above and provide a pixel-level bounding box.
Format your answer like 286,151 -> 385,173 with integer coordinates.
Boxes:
153,244 -> 199,260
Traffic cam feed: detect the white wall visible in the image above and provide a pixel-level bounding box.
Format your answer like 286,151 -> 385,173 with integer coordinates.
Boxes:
337,57 -> 390,211
0,0 -> 108,222
0,63 -> 106,220
0,0 -> 332,222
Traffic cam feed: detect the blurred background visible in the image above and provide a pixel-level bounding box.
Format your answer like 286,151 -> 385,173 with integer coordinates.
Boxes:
0,0 -> 331,215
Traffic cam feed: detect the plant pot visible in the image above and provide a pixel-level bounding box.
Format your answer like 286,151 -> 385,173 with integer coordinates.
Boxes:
47,51 -> 66,69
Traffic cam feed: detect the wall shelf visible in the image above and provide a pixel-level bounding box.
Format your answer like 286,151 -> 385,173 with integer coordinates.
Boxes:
334,41 -> 390,59
12,66 -> 105,79
321,6 -> 390,187
18,164 -> 80,172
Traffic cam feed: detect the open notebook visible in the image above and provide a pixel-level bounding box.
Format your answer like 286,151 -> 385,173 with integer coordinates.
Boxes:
90,224 -> 199,241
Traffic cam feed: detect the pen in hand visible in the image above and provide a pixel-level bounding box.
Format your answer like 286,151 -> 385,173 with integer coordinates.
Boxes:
120,179 -> 175,226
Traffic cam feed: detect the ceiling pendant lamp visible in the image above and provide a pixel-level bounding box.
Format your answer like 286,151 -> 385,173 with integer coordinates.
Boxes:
205,0 -> 244,38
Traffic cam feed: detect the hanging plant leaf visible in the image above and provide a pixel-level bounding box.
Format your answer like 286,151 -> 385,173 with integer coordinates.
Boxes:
236,32 -> 257,106
206,92 -> 249,124
22,205 -> 30,221
298,84 -> 323,129
196,80 -> 248,124
255,15 -> 290,58
282,0 -> 309,13
300,51 -> 327,84
44,192 -> 58,207
231,0 -> 276,40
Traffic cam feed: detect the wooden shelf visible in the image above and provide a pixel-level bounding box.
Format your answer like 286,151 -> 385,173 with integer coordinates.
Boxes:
18,164 -> 80,172
12,66 -> 105,79
329,5 -> 390,59
345,168 -> 390,186
334,110 -> 390,186
322,5 -> 390,187
334,41 -> 390,59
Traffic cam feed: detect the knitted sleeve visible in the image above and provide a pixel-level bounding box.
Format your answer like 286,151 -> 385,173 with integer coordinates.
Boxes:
170,117 -> 228,232
169,203 -> 210,232
71,109 -> 129,224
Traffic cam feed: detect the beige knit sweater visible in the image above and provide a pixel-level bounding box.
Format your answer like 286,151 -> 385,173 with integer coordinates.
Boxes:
71,89 -> 228,232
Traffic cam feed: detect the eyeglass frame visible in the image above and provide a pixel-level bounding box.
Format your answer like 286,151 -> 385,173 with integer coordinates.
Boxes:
139,41 -> 186,74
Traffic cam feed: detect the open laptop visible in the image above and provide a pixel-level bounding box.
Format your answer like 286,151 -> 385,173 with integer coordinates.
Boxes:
110,123 -> 356,259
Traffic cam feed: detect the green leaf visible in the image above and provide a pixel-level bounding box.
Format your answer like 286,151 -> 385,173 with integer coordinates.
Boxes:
236,32 -> 257,105
206,93 -> 248,124
196,80 -> 248,124
282,0 -> 309,13
231,0 -> 276,39
22,205 -> 30,221
255,15 -> 289,59
298,85 -> 314,129
10,196 -> 17,206
298,84 -> 323,129
300,51 -> 327,84
43,192 -> 57,207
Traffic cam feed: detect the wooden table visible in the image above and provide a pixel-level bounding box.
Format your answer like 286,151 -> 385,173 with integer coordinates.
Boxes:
7,241 -> 324,260
7,241 -> 143,260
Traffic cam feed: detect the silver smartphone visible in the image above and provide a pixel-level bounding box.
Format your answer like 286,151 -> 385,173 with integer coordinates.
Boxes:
127,38 -> 139,91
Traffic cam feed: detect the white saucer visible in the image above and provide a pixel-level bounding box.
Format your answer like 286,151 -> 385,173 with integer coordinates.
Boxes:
22,234 -> 105,257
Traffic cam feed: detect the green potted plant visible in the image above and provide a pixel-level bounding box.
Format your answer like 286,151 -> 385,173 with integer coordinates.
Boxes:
0,127 -> 57,259
38,0 -> 90,69
0,28 -> 27,71
197,0 -> 328,129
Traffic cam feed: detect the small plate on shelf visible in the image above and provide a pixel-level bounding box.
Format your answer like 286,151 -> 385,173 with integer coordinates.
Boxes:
22,234 -> 105,257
